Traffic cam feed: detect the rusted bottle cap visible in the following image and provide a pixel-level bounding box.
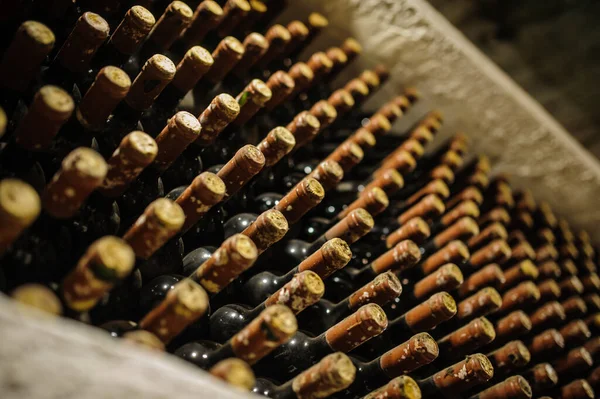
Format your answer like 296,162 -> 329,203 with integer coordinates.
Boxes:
108,6 -> 155,55
286,111 -> 321,150
326,47 -> 348,71
468,223 -> 507,249
421,241 -> 469,275
217,144 -> 265,199
0,21 -> 55,92
429,165 -> 455,185
458,264 -> 505,298
233,78 -> 272,126
380,333 -> 439,377
359,70 -> 381,91
56,12 -> 109,72
230,305 -> 297,364
501,260 -> 539,289
325,304 -> 388,352
257,127 -> 296,167
326,142 -> 364,174
307,51 -> 333,82
439,317 -> 496,353
192,234 -> 258,294
348,128 -> 376,150
457,288 -> 502,320
323,208 -> 374,246
172,46 -> 214,94
470,240 -> 512,268
126,54 -> 176,111
264,270 -> 324,314
140,279 -> 208,344
348,271 -> 402,310
495,311 -> 532,339
281,20 -> 309,57
230,33 -> 268,77
153,111 -> 202,172
530,302 -> 566,329
307,160 -> 344,192
511,240 -> 536,262
404,292 -> 457,331
432,354 -> 494,393
147,1 -> 193,51
216,0 -> 251,38
0,179 -> 41,255
328,89 -> 356,115
406,180 -> 450,207
370,240 -> 421,275
195,94 -> 240,146
398,194 -> 445,225
562,296 -> 588,319
414,264 -> 463,300
338,187 -> 388,219
241,209 -> 288,253
447,187 -> 484,209
176,172 -> 225,233
204,36 -> 245,84
377,102 -> 403,124
292,352 -> 355,398
441,201 -> 480,227
296,238 -> 352,279
123,198 -> 184,259
62,236 -> 135,311
181,1 -> 224,45
476,376 -> 532,399
560,320 -> 591,346
538,279 -> 562,301
288,62 -> 314,97
264,71 -> 295,111
43,148 -> 107,219
362,169 -> 403,197
209,358 -> 256,391
365,114 -> 392,137
561,380 -> 595,399
275,177 -> 324,224
99,131 -> 158,197
364,376 -> 421,399
15,85 -> 74,151
11,284 -> 62,316
255,24 -> 291,68
122,330 -> 165,351
554,347 -> 593,376
500,282 -> 540,313
559,276 -> 585,296
433,217 -> 479,248
386,217 -> 431,248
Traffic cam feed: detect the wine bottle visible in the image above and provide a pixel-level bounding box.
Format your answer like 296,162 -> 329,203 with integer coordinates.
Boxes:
469,223 -> 508,252
10,283 -> 63,316
203,0 -> 252,52
458,264 -> 506,298
178,1 -> 224,52
552,346 -> 594,381
560,320 -> 591,347
362,376 -> 422,399
529,301 -> 566,333
558,379 -> 595,399
467,376 -> 532,399
497,282 -> 541,316
527,329 -> 565,362
495,311 -> 533,343
209,358 -> 256,391
487,340 -> 531,377
0,179 -> 41,257
522,363 -> 558,393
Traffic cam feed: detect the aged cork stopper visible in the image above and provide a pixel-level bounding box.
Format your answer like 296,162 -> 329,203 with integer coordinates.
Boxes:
193,234 -> 258,294
328,89 -> 356,114
282,20 -> 309,57
393,96 -> 411,113
500,282 -> 541,313
126,54 -> 176,111
341,37 -> 362,62
233,78 -> 272,126
560,320 -> 591,345
257,126 -> 296,167
441,200 -> 480,226
380,333 -> 439,377
459,264 -> 505,298
217,144 -> 265,199
406,180 -> 450,206
0,21 -> 55,92
432,354 -> 494,392
377,102 -> 403,123
291,352 -> 355,399
122,330 -> 166,351
264,71 -> 296,111
140,279 -> 209,344
209,359 -> 255,391
440,150 -> 463,172
538,279 -> 562,301
343,79 -> 368,106
264,271 -> 324,314
288,62 -> 314,97
421,241 -> 470,275
399,139 -> 425,159
230,305 -> 297,365
11,284 -> 62,316
582,273 -> 600,292
255,24 -> 291,68
363,169 -> 403,198
42,147 -> 107,219
348,271 -> 402,310
468,223 -> 507,249
216,0 -> 251,38
370,239 -> 421,275
307,51 -> 333,82
447,187 -> 483,209
323,208 -> 374,246
241,209 -> 289,253
325,304 -> 388,352
338,187 -> 388,219
470,240 -> 512,268
561,380 -> 594,399
562,296 -> 588,319
348,128 -> 377,150
176,172 -> 226,233
172,46 -> 214,94
363,376 -> 421,399
109,6 -> 155,55
513,212 -> 534,230
584,294 -> 600,312
377,150 -> 417,177
440,317 -> 496,353
386,217 -> 431,248
62,236 -> 135,311
429,165 -> 455,185
231,33 -> 268,77
181,1 -> 223,45
510,240 -> 536,262
404,87 -> 420,104
195,94 -> 240,146
153,111 -> 202,172
56,12 -> 109,72
479,208 -> 511,228
559,276 -> 585,296
495,311 -> 532,339
404,292 -> 457,331
399,194 -> 445,225
123,198 -> 185,259
365,114 -> 392,137
530,302 -> 566,330
326,142 -> 364,174
433,217 -> 480,248
308,12 -> 329,31
99,131 -> 158,197
457,288 -> 502,320
308,160 -> 344,192
0,179 -> 41,255
410,126 -> 434,145
275,177 -> 324,224
294,237 -> 350,278
287,111 -> 321,150
477,376 -> 532,399
529,363 -> 558,389
501,260 -> 539,289
205,36 -> 245,84
535,243 -> 558,262
15,85 -> 74,151
147,1 -> 193,51
359,70 -> 381,91
413,264 -> 464,300
468,170 -> 490,190
554,347 -> 593,375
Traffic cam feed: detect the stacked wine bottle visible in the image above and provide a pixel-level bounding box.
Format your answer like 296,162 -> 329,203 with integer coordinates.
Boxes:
0,1 -> 598,399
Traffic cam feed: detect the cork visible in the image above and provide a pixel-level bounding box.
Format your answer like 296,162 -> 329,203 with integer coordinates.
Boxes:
264,71 -> 296,111
510,240 -> 536,262
554,347 -> 593,375
308,12 -> 329,31
343,80 -> 369,105
413,264 -> 464,300
530,302 -> 566,329
393,96 -> 411,113
403,87 -> 420,104
535,244 -> 558,262
563,257 -> 584,276
62,236 -> 135,311
559,242 -> 579,260
477,376 -> 532,399
147,1 -> 193,50
233,78 -> 272,126
376,64 -> 391,83
195,94 -> 240,146
0,107 -> 5,138
557,218 -> 575,243
560,320 -> 591,345
56,12 -> 109,72
192,234 -> 258,294
508,230 -> 527,244
377,102 -> 403,123
447,187 -> 484,209
585,313 -> 600,331
470,240 -> 512,268
410,127 -> 434,145
379,150 -> 417,176
495,311 -> 532,339
308,160 -> 344,192
99,131 -> 158,197
364,376 -> 421,399
275,177 -> 324,224
322,208 -> 374,246
298,238 -> 352,279
326,142 -> 364,174
398,194 -> 445,225
181,1 -> 223,45
562,297 -> 588,318
561,380 -> 594,399
15,85 -> 74,151
326,47 -> 348,71
230,305 -> 297,365
439,317 -> 496,353
325,304 -> 388,352
386,217 -> 431,248
209,359 -> 255,391
205,36 -> 245,84
349,128 -> 377,150
429,165 -> 455,185
468,171 -> 490,190
0,179 -> 41,255
123,198 -> 185,259
538,201 -> 557,228
11,284 -> 62,316
379,333 -> 439,378
370,239 -> 421,275
433,217 -> 480,248
458,265 -> 505,298
538,280 -> 561,302
328,89 -> 356,115
42,148 -> 107,219
153,111 -> 202,171
513,212 -> 534,230
432,354 -> 494,393
457,288 -> 502,320
365,114 -> 392,137
288,62 -> 314,97
172,46 -> 214,94
399,139 -> 425,159
559,276 -> 585,296
584,294 -> 600,312
582,258 -> 597,274
404,292 -> 457,331
441,201 -> 480,227
338,187 -> 388,219
216,0 -> 251,38
291,353 -> 356,399
231,33 -> 268,77
140,279 -> 209,344
582,273 -> 600,292
257,127 -> 296,167
527,363 -> 558,390
420,118 -> 441,135
421,241 -> 470,275
348,271 -> 403,310
216,144 -> 265,199
359,70 -> 381,91
501,260 -> 539,289
583,336 -> 600,356
468,223 -> 507,249
538,227 -> 556,245
0,21 -> 55,92
176,172 -> 226,232
108,6 -> 155,55
406,180 -> 450,207
241,209 -> 288,253
255,24 -> 291,68
126,54 -> 176,111
264,271 -> 324,314
282,20 -> 309,57
287,111 -> 321,149
500,282 -> 540,313
341,37 -> 362,62
306,51 -> 333,84
578,229 -> 591,243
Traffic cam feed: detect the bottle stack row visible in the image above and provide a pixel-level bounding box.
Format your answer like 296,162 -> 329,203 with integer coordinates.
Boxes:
0,1 -> 597,399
